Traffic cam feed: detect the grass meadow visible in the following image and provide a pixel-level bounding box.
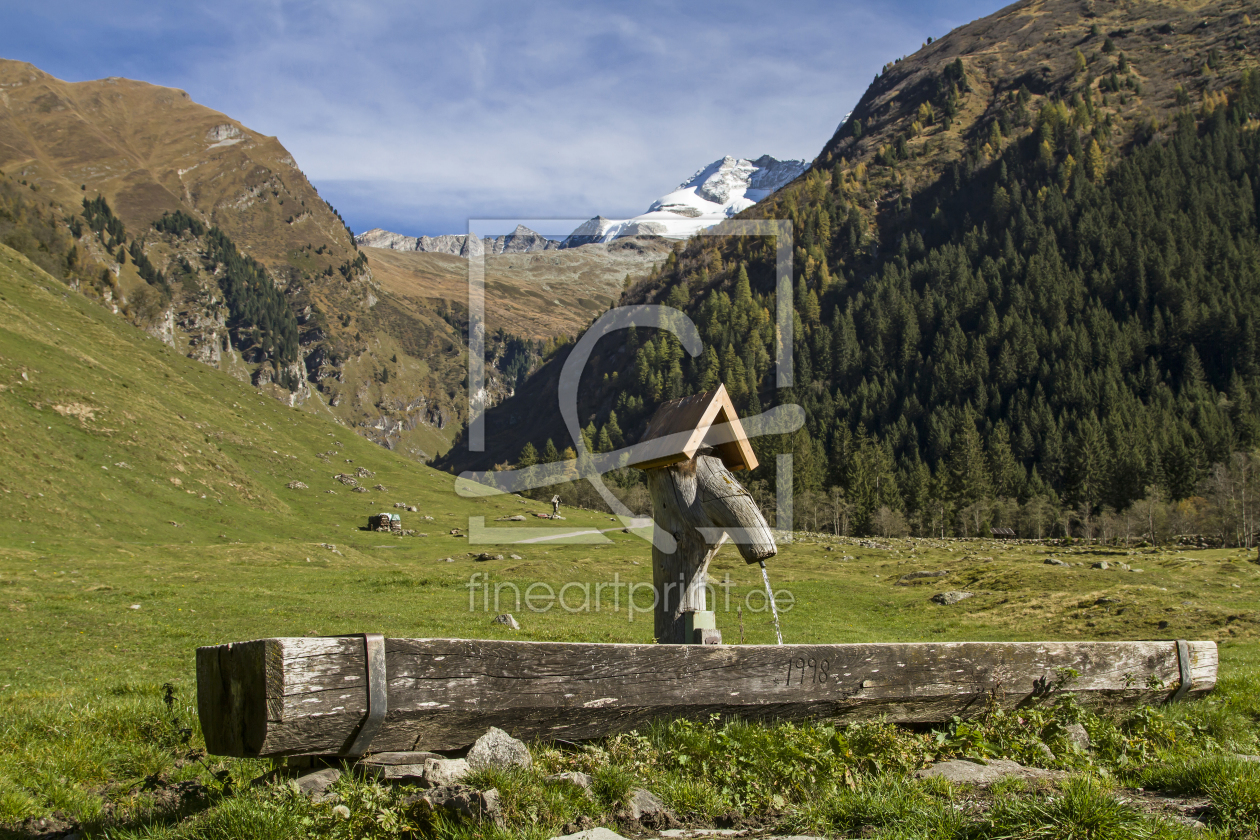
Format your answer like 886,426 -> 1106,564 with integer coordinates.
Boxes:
2,242 -> 1260,837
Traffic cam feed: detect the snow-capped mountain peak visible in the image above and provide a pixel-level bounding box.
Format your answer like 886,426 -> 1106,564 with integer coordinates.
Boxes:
564,154 -> 808,246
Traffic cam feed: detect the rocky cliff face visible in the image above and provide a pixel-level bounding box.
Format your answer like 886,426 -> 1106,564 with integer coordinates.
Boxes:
355,224 -> 560,256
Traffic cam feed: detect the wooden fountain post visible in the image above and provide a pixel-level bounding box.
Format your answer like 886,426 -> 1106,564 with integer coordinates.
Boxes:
630,386 -> 776,644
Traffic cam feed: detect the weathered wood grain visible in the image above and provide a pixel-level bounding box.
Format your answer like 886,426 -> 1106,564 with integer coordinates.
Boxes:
646,454 -> 776,643
197,637 -> 1218,758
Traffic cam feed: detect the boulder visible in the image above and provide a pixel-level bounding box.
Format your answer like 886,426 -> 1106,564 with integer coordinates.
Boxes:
496,515 -> 527,522
550,830 -> 632,840
493,613 -> 521,630
404,784 -> 501,825
467,727 -> 532,770
1064,723 -> 1091,751
626,787 -> 671,821
931,591 -> 974,606
1092,561 -> 1110,570
916,759 -> 1067,785
296,767 -> 340,797
423,757 -> 471,786
1044,558 -> 1070,566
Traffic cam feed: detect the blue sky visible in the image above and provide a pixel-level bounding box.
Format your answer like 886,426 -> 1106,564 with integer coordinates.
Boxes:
2,0 -> 1005,237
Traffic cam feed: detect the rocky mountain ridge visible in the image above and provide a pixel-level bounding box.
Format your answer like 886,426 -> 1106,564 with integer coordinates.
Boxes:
354,224 -> 560,256
356,155 -> 808,255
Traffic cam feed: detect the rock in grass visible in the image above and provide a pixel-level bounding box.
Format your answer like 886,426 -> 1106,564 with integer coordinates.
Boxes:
475,552 -> 503,561
550,829 -> 632,840
547,771 -> 596,799
360,764 -> 426,783
286,481 -> 308,490
467,727 -> 531,770
423,757 -> 471,786
1044,558 -> 1070,566
358,755 -> 467,786
296,767 -> 340,797
625,787 -> 671,821
493,613 -> 521,630
1092,561 -> 1110,570
931,591 -> 974,606
404,784 -> 502,825
916,759 -> 1067,785
1064,723 -> 1091,751
496,514 -> 526,521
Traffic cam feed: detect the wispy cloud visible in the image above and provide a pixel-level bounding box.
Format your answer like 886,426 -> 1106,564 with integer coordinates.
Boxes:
1,0 -> 1004,236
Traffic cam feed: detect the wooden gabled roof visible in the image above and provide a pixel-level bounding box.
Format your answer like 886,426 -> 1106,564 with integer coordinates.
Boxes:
628,384 -> 758,472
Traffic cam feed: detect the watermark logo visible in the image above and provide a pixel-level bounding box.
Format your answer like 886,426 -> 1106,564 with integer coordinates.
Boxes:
458,218 -> 802,547
466,572 -> 795,621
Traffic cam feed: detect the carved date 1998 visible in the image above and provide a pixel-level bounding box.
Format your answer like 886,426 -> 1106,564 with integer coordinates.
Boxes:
786,656 -> 830,686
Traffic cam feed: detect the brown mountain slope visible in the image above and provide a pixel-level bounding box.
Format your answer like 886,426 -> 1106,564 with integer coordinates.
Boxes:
758,0 -> 1259,226
0,59 -> 486,458
0,58 -> 356,268
366,237 -> 673,340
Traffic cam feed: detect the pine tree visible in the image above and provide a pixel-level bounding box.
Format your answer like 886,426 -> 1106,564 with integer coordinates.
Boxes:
1085,139 -> 1105,182
986,422 -> 1024,498
947,416 -> 993,504
542,439 -> 559,463
606,410 -> 623,448
517,442 -> 538,468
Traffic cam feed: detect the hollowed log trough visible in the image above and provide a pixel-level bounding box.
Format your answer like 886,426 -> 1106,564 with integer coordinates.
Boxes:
197,636 -> 1217,758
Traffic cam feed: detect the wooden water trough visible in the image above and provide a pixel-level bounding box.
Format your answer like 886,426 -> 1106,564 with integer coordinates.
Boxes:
196,386 -> 1218,759
197,636 -> 1217,757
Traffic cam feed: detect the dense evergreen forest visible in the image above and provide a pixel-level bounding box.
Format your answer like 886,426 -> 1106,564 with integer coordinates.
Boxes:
516,73 -> 1260,544
200,226 -> 301,370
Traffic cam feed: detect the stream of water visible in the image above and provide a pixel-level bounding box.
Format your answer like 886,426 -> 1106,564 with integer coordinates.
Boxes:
758,560 -> 784,645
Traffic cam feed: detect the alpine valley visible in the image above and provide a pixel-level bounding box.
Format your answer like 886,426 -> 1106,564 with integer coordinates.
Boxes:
445,0 -> 1260,541
7,0 -> 1260,838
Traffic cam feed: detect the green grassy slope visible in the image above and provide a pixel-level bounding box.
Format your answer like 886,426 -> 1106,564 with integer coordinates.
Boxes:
4,238 -> 1260,837
0,242 -> 632,680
